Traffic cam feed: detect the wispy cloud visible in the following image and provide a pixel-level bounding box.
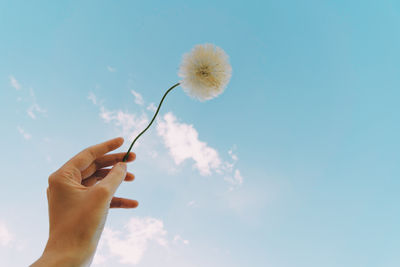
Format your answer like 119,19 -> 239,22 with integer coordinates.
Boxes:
186,200 -> 196,207
0,220 -> 27,252
100,106 -> 149,141
131,90 -> 144,106
27,88 -> 46,119
9,75 -> 21,90
224,169 -> 244,189
88,91 -> 149,143
88,92 -> 98,105
234,170 -> 243,185
17,126 -> 32,140
9,78 -> 47,119
94,217 -> 168,265
228,146 -> 238,161
107,66 -> 116,72
173,235 -> 189,245
87,91 -> 105,106
0,220 -> 14,247
147,102 -> 157,112
27,103 -> 46,119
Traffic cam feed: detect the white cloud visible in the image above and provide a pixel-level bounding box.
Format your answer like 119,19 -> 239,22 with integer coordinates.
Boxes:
222,145 -> 244,188
94,217 -> 167,265
157,112 -> 222,176
92,253 -> 107,265
221,146 -> 239,173
88,93 -> 152,148
100,106 -> 149,141
228,146 -> 238,162
234,170 -> 243,185
173,235 -> 189,245
148,150 -> 158,158
0,220 -> 27,252
17,126 -> 32,140
186,200 -> 196,207
107,66 -> 116,72
224,170 -> 244,189
9,75 -> 21,90
0,221 -> 13,246
87,91 -> 104,106
157,113 -> 244,187
88,92 -> 97,105
27,103 -> 46,119
90,91 -> 243,187
7,75 -> 48,125
9,79 -> 47,119
27,88 -> 46,119
147,102 -> 157,112
131,90 -> 144,106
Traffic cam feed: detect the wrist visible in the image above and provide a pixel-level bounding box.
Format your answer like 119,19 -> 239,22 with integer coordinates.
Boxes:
31,251 -> 85,267
31,241 -> 96,267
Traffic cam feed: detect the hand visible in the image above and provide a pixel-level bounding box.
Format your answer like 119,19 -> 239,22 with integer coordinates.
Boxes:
31,137 -> 138,267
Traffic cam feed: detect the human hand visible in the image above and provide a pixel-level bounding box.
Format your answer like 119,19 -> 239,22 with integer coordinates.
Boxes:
31,137 -> 137,267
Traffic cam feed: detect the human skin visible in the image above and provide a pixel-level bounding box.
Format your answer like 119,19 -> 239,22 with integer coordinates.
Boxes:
31,137 -> 138,267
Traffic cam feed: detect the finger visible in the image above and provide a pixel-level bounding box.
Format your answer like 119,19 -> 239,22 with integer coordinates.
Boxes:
96,162 -> 127,195
81,152 -> 135,179
82,172 -> 134,187
82,170 -> 135,187
110,197 -> 139,209
65,137 -> 124,171
97,152 -> 136,168
86,168 -> 135,181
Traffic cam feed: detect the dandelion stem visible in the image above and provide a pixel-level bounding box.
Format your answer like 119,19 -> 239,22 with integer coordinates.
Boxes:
122,82 -> 180,162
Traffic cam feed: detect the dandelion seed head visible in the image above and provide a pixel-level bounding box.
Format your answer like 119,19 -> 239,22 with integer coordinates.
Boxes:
178,44 -> 232,101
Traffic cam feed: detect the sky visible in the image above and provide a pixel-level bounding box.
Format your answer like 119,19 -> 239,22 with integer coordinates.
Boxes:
0,0 -> 400,266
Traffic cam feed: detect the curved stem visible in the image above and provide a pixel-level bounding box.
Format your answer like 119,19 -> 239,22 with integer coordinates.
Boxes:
123,82 -> 180,162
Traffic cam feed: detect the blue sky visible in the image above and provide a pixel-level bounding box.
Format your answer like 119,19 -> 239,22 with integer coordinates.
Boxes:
1,0 -> 400,266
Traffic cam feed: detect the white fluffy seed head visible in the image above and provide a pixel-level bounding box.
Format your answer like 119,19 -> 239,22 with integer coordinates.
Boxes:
178,44 -> 232,101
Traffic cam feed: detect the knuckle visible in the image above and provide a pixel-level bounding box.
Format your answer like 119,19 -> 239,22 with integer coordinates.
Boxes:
48,172 -> 61,187
59,168 -> 81,179
48,167 -> 80,189
82,163 -> 96,179
74,157 -> 85,166
75,155 -> 88,167
48,172 -> 57,183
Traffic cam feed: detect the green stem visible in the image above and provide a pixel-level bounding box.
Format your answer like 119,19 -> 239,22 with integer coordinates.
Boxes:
122,82 -> 180,162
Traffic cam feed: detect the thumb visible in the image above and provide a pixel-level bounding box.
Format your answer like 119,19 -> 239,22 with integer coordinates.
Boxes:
98,162 -> 127,195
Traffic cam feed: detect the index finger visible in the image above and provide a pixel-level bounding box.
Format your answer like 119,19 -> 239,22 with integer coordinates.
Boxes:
65,137 -> 124,171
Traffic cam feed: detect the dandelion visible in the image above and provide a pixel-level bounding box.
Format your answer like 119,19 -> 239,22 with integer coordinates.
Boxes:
123,44 -> 232,161
179,43 -> 232,101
